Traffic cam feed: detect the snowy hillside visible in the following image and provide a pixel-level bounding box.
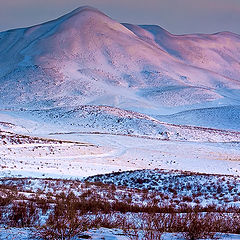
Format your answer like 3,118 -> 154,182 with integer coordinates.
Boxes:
156,105 -> 240,131
0,6 -> 239,123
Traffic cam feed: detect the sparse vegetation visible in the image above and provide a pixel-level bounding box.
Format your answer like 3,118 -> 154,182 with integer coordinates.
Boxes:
0,173 -> 239,239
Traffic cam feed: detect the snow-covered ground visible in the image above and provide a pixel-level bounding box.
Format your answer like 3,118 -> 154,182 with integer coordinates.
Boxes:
0,227 -> 239,240
0,106 -> 239,179
1,128 -> 240,179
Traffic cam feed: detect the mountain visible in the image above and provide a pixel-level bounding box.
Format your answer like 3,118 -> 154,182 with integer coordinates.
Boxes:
0,6 -> 240,134
125,24 -> 240,81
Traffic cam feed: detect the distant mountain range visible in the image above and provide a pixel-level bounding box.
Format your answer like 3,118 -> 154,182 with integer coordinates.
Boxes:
0,6 -> 240,133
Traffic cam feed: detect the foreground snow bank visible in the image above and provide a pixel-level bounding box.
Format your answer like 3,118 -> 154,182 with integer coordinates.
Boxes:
0,227 -> 240,240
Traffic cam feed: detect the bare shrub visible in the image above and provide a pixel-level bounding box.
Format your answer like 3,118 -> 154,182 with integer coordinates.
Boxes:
8,201 -> 39,227
181,212 -> 216,240
36,200 -> 88,240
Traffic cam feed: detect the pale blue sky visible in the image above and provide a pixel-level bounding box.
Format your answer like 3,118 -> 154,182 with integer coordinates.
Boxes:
0,0 -> 240,34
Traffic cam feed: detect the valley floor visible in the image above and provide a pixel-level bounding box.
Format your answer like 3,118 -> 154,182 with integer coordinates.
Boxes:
1,132 -> 240,179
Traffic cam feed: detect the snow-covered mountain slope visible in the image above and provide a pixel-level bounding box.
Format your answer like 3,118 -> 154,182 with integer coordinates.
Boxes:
125,24 -> 240,81
156,105 -> 240,131
0,6 -> 240,136
0,7 -> 240,113
1,106 -> 240,143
